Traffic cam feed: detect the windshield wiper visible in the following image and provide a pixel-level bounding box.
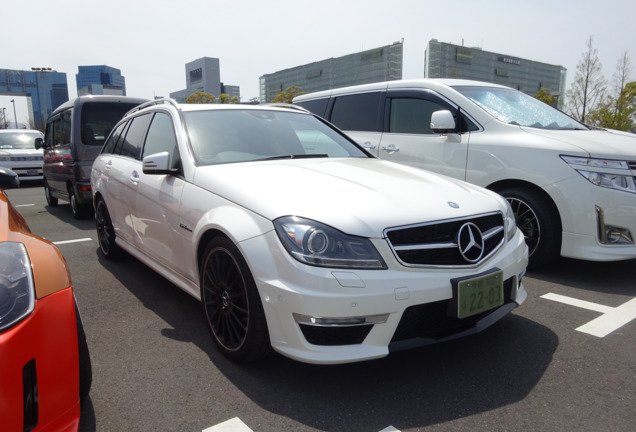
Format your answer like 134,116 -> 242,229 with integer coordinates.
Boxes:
256,154 -> 329,161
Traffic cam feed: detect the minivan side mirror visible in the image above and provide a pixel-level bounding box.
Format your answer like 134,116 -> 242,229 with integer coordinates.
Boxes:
35,137 -> 46,150
142,151 -> 178,175
430,110 -> 456,134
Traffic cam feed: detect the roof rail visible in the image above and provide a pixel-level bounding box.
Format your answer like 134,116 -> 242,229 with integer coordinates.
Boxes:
125,98 -> 180,116
262,102 -> 310,113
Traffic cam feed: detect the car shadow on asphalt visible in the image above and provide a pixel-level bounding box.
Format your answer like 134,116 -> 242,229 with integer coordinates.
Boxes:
83,249 -> 558,432
527,256 -> 636,296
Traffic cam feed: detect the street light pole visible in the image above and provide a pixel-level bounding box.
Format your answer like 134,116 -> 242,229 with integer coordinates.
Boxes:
10,99 -> 18,129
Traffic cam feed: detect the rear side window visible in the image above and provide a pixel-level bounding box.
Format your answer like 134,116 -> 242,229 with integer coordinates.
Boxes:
295,98 -> 329,118
330,93 -> 382,132
81,102 -> 142,146
119,114 -> 152,160
102,121 -> 128,154
45,109 -> 72,148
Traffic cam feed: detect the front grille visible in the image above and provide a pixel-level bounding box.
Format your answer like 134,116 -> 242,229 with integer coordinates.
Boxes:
391,277 -> 514,343
385,212 -> 505,266
299,323 -> 373,346
9,156 -> 43,161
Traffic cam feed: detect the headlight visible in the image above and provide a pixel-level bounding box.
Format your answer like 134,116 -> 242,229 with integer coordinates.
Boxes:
0,153 -> 11,162
561,155 -> 636,193
274,216 -> 387,269
0,242 -> 35,332
503,199 -> 518,241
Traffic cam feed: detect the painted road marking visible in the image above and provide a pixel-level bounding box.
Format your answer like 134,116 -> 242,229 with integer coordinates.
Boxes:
541,293 -> 636,337
202,418 -> 400,432
14,204 -> 35,207
53,238 -> 93,245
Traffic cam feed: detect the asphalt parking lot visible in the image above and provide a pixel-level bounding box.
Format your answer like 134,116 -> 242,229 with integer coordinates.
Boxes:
5,184 -> 636,432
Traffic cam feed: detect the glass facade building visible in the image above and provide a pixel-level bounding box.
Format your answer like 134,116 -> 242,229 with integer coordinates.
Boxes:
76,65 -> 127,96
425,39 -> 566,106
259,41 -> 404,103
0,68 -> 69,129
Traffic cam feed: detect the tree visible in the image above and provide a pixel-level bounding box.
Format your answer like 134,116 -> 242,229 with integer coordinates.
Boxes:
218,93 -> 239,104
566,36 -> 607,123
534,88 -> 557,107
586,53 -> 635,131
185,91 -> 216,104
271,85 -> 304,103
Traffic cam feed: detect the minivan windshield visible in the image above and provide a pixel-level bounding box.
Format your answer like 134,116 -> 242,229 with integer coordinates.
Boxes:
184,109 -> 370,165
454,85 -> 588,131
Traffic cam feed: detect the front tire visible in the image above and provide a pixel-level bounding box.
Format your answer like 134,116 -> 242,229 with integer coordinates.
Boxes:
498,187 -> 561,269
95,198 -> 121,259
200,237 -> 270,363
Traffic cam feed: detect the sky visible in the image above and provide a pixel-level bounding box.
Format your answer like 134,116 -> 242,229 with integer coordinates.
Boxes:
2,0 -> 635,123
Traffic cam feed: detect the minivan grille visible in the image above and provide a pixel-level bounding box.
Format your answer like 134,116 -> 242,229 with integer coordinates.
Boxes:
385,212 -> 505,266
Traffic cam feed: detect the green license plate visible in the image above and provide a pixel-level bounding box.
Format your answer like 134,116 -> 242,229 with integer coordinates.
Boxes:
455,270 -> 504,319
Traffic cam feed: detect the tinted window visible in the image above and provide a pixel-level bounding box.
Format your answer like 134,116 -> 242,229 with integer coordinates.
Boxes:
45,110 -> 71,148
119,114 -> 151,159
81,102 -> 142,146
295,98 -> 329,118
330,93 -> 382,132
102,121 -> 128,154
389,98 -> 447,134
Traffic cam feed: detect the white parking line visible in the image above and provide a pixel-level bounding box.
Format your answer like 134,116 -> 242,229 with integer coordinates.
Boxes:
14,204 -> 35,207
541,293 -> 636,337
201,418 -> 401,432
53,238 -> 93,245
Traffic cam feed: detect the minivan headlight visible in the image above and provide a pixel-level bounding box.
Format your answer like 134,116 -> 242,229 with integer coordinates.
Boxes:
274,216 -> 387,269
561,156 -> 636,193
0,242 -> 35,332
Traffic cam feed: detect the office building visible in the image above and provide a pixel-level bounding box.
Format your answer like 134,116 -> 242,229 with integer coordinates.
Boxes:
425,39 -> 566,106
170,57 -> 240,102
259,41 -> 404,103
0,68 -> 69,129
76,65 -> 127,96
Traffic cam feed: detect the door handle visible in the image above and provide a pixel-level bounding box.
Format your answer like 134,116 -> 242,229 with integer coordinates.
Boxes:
362,141 -> 376,150
381,144 -> 399,153
130,170 -> 139,184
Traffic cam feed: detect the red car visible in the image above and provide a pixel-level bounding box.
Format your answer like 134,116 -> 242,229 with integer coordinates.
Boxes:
0,187 -> 92,431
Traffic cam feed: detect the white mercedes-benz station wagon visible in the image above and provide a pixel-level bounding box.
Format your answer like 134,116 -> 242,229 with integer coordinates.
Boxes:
91,99 -> 528,364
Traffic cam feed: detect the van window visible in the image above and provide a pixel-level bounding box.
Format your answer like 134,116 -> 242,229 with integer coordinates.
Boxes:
295,98 -> 329,118
45,110 -> 72,148
119,114 -> 152,159
330,93 -> 382,132
389,98 -> 447,134
81,102 -> 140,146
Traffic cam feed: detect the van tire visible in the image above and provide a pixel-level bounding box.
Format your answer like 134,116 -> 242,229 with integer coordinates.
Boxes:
498,187 -> 561,269
69,186 -> 88,219
44,180 -> 58,207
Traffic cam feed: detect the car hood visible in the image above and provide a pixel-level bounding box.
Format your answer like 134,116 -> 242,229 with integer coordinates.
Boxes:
193,158 -> 504,237
521,128 -> 636,159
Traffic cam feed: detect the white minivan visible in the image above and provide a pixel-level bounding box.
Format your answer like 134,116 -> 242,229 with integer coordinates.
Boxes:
294,79 -> 636,268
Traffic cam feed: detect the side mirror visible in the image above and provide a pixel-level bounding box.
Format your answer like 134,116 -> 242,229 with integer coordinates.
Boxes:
35,137 -> 45,150
142,151 -> 178,175
430,110 -> 456,134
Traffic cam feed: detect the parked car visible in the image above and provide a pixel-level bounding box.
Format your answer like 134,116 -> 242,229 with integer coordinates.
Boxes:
36,95 -> 148,219
0,187 -> 92,431
0,129 -> 44,182
294,79 -> 636,268
91,99 -> 528,364
0,166 -> 19,189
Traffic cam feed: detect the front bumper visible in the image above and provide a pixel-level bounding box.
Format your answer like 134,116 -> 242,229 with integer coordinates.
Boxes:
240,227 -> 528,364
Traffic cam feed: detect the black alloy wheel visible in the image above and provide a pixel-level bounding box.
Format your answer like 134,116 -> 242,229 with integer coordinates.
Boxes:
200,237 -> 270,363
95,199 -> 120,259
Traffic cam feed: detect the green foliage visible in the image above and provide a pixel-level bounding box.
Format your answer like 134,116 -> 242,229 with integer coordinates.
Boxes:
534,88 -> 557,107
587,81 -> 636,131
271,85 -> 304,103
185,91 -> 216,104
218,93 -> 239,104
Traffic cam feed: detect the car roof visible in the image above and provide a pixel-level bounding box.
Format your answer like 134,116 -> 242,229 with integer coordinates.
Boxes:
0,129 -> 43,134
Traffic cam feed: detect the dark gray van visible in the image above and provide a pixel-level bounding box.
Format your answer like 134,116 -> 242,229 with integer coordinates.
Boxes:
37,95 -> 147,218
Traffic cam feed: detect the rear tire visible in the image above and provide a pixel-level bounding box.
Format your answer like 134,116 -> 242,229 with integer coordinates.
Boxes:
200,236 -> 271,363
95,198 -> 121,259
69,186 -> 89,219
75,300 -> 92,399
498,187 -> 561,269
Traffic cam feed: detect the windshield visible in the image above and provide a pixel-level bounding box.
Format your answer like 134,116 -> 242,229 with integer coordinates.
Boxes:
183,109 -> 370,165
454,86 -> 587,130
0,131 -> 43,149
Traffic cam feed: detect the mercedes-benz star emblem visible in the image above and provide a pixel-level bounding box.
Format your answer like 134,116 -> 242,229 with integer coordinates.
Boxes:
457,222 -> 485,263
